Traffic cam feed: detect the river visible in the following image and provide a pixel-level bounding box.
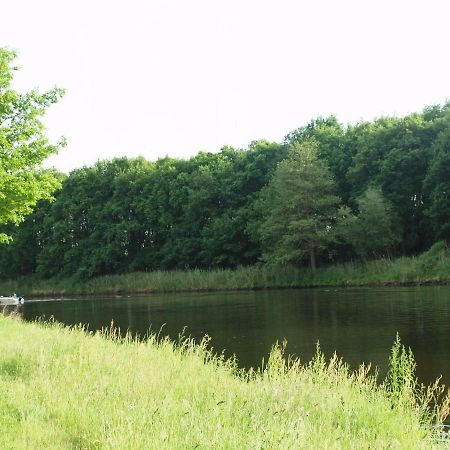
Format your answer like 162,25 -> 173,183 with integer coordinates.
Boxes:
18,285 -> 450,385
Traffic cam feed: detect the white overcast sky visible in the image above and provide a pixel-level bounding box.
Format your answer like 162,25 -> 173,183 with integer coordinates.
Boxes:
2,0 -> 449,172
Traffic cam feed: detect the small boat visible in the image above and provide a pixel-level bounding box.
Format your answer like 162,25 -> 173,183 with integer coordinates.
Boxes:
0,294 -> 24,305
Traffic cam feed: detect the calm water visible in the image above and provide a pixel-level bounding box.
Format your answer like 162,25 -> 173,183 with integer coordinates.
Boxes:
18,286 -> 450,385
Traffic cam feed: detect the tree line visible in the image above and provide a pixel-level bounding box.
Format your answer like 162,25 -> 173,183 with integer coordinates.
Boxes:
1,104 -> 449,280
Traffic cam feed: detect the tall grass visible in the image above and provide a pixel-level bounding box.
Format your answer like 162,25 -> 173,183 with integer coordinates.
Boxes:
0,314 -> 449,448
1,242 -> 449,297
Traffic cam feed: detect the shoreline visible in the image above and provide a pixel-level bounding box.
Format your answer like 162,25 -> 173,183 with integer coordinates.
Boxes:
1,244 -> 449,298
1,268 -> 449,299
3,281 -> 450,299
17,279 -> 450,299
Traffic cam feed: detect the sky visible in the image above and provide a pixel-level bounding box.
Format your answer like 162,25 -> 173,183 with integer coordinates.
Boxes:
2,0 -> 450,173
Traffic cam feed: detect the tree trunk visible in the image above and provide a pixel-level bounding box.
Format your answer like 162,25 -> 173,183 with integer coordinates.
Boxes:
310,248 -> 316,276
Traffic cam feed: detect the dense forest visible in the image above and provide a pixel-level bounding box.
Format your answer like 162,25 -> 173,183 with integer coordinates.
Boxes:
1,103 -> 449,281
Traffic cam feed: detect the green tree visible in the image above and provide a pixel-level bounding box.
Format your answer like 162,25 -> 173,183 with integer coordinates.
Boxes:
258,141 -> 341,273
0,185 -> 63,280
284,116 -> 353,202
337,187 -> 400,259
424,123 -> 450,244
0,48 -> 64,243
344,107 -> 449,253
36,158 -> 152,279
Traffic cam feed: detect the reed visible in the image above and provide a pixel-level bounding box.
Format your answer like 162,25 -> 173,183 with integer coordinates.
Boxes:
1,243 -> 449,297
0,315 -> 448,448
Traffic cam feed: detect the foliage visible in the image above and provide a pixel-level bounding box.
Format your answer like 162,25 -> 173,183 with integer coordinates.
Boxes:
284,116 -> 353,202
385,333 -> 417,404
0,141 -> 288,279
0,48 -> 65,243
424,124 -> 450,243
417,241 -> 449,272
1,101 -> 450,280
345,107 -> 450,253
337,187 -> 400,258
385,334 -> 450,425
257,141 -> 341,272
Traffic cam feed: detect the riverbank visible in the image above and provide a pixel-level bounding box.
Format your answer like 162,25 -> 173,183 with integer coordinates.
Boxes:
1,243 -> 449,297
0,315 -> 447,448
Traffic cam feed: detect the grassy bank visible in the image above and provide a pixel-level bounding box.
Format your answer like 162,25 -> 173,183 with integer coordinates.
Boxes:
0,315 -> 448,448
1,243 -> 449,297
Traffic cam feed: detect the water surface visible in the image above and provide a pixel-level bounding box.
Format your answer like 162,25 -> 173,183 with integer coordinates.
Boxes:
19,286 -> 450,385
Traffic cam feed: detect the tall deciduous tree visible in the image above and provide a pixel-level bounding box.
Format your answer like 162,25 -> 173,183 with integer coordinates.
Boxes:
258,141 -> 341,273
337,187 -> 400,258
0,48 -> 64,243
424,124 -> 450,244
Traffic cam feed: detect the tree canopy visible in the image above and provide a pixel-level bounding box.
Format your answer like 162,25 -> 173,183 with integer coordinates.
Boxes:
0,48 -> 64,243
337,187 -> 400,258
0,100 -> 449,280
424,124 -> 450,244
256,141 -> 341,272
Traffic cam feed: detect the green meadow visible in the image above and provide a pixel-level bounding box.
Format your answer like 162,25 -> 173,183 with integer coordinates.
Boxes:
0,315 -> 449,448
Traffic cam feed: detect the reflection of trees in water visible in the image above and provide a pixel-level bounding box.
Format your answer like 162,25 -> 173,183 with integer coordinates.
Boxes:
16,287 -> 450,387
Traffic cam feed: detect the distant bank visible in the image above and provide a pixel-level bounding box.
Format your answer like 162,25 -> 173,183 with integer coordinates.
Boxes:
1,244 -> 448,298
